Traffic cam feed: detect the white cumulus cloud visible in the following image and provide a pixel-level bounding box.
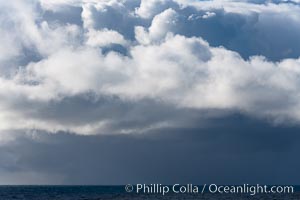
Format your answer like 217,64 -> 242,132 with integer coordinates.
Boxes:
1,0 -> 300,138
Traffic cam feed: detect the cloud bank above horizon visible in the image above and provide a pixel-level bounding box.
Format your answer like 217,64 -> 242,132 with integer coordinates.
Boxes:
1,0 -> 300,137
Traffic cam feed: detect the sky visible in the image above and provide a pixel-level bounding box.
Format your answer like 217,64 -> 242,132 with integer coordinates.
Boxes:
0,0 -> 300,185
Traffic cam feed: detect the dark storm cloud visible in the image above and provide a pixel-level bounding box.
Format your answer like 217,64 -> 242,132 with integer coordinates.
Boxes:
1,114 -> 300,185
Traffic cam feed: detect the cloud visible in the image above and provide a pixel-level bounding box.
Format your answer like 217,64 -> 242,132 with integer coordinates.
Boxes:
1,116 -> 300,185
1,0 -> 300,138
2,0 -> 300,185
136,0 -> 178,19
86,29 -> 129,47
135,8 -> 179,45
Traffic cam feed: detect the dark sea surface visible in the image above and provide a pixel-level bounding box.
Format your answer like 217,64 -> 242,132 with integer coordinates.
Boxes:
0,186 -> 299,200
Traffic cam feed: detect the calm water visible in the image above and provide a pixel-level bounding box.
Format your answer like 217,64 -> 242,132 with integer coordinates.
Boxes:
0,186 -> 299,200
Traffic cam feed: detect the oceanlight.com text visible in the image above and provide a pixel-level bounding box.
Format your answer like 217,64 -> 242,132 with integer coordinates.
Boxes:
125,184 -> 294,196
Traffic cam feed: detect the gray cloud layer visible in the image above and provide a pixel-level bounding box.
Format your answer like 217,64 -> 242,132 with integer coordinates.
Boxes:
1,115 -> 300,185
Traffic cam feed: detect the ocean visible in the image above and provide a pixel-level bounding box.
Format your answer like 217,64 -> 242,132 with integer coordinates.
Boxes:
0,186 -> 299,200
